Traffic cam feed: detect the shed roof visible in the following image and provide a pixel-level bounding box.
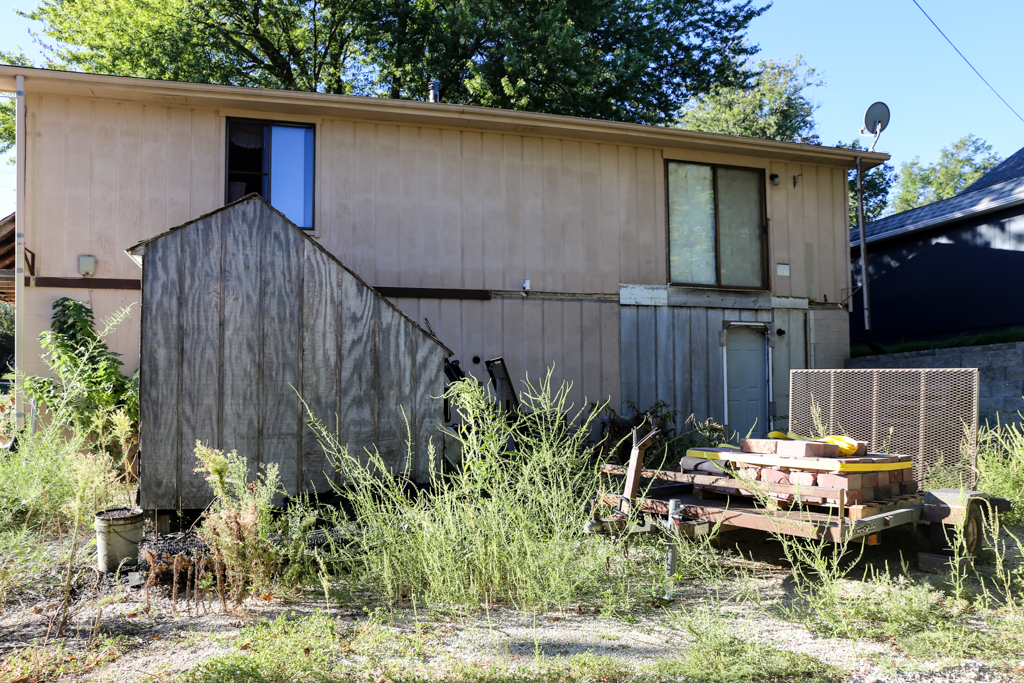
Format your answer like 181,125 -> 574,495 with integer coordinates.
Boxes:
852,144 -> 1024,247
0,64 -> 890,170
126,194 -> 452,356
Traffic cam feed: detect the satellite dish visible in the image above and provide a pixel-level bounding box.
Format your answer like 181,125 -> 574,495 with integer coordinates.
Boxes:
863,102 -> 890,135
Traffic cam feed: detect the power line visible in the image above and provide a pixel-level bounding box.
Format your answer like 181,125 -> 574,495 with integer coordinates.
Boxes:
912,0 -> 1024,126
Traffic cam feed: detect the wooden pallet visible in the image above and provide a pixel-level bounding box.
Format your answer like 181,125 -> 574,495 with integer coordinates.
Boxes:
600,464 -> 923,521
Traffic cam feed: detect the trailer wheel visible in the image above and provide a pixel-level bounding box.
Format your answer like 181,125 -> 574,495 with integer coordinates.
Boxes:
929,502 -> 983,557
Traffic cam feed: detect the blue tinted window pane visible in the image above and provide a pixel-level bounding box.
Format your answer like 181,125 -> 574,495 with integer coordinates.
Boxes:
269,125 -> 314,228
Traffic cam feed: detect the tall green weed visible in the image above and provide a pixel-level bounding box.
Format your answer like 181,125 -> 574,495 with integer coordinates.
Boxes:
0,304 -> 135,531
309,370 -> 648,610
977,417 -> 1024,527
193,443 -> 319,604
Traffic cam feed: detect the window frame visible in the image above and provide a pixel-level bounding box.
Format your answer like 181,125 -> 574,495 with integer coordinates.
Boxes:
664,160 -> 770,291
225,117 -> 317,231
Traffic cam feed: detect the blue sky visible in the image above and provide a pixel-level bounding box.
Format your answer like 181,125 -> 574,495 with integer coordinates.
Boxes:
2,0 -> 1023,217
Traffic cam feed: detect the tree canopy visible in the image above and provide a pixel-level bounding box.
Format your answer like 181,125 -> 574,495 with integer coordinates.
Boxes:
890,135 -> 1002,213
836,140 -> 896,231
9,0 -> 767,126
0,51 -> 31,158
677,55 -> 821,143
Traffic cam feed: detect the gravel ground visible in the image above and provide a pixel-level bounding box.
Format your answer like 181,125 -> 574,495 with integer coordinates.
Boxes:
2,527 -> 1022,683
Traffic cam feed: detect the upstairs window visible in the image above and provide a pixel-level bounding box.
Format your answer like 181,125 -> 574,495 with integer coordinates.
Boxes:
667,161 -> 766,289
227,118 -> 315,229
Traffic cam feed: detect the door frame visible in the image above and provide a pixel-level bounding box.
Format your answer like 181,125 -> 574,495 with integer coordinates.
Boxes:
721,321 -> 774,435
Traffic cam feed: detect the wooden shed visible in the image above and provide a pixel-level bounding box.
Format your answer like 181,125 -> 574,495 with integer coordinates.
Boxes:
126,195 -> 451,510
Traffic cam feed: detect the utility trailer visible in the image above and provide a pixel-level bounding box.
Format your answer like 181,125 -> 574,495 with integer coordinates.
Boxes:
585,369 -> 1011,565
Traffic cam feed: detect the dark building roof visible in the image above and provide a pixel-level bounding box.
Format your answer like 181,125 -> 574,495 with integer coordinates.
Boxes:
851,145 -> 1024,247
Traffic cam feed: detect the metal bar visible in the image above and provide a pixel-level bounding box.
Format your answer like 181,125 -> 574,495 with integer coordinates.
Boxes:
855,156 -> 874,334
374,286 -> 491,300
14,74 -> 25,428
842,506 -> 922,542
871,370 -> 879,451
30,277 -> 142,290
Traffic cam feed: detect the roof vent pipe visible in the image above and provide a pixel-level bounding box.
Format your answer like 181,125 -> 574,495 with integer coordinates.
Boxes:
428,80 -> 441,103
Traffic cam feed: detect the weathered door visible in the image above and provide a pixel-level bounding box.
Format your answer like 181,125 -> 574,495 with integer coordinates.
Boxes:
726,326 -> 768,438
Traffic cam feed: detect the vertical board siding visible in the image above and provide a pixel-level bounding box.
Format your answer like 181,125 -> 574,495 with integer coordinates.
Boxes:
337,272 -> 379,470
31,93 -> 844,302
300,241 -> 341,493
178,212 -> 222,504
138,233 -> 181,509
28,94 -> 854,493
220,201 -> 262,479
767,162 -> 849,304
138,199 -> 448,509
621,306 -> 789,427
260,213 -> 304,494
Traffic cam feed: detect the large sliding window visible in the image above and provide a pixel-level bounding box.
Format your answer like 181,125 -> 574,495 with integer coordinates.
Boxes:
227,118 -> 315,229
667,161 -> 766,288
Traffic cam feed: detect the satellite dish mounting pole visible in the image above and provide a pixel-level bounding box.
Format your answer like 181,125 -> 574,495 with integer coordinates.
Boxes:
856,157 -> 873,335
856,103 -> 889,354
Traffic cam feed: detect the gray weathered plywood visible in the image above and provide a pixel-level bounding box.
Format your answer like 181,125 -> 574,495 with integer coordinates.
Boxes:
337,271 -> 379,471
619,306 -> 639,412
636,306 -> 657,410
689,309 -> 710,420
300,241 -> 341,493
667,287 -> 772,310
375,303 -> 408,472
655,306 -> 674,412
220,200 -> 262,479
179,212 -> 222,504
260,214 -> 304,493
138,232 -> 181,509
412,333 -> 443,483
135,196 -> 449,509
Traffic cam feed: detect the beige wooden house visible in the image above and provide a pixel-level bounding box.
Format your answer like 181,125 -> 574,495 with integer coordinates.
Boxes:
0,65 -> 888,438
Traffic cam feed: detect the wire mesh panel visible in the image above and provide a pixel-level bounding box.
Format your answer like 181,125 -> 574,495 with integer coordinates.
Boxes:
789,369 -> 979,488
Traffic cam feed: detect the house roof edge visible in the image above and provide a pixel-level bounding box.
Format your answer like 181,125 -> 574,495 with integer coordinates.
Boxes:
1,65 -> 889,170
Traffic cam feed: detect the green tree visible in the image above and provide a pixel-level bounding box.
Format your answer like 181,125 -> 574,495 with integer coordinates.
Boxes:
890,135 -> 1002,213
357,0 -> 768,124
4,0 -> 767,131
836,140 -> 896,230
22,0 -> 366,93
678,55 -> 822,143
0,51 -> 32,159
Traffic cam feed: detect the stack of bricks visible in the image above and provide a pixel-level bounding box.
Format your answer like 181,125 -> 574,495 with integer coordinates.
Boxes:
682,438 -> 918,511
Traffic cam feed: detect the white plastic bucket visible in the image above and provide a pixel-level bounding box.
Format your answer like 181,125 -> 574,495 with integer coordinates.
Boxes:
94,508 -> 144,573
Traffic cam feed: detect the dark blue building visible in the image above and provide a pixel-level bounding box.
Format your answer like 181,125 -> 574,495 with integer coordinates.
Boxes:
851,147 -> 1024,346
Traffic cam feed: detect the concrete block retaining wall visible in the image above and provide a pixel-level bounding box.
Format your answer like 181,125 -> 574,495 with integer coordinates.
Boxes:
845,342 -> 1024,426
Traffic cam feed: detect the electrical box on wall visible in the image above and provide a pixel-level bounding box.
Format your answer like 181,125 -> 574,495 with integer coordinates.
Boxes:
79,255 -> 96,276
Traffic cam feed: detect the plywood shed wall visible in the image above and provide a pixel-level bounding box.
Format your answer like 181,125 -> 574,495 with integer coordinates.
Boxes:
128,195 -> 450,510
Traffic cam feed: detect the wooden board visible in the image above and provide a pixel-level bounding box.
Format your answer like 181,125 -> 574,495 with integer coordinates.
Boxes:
259,212 -> 304,495
686,448 -> 913,472
220,200 -> 262,479
138,232 -> 181,509
300,241 -> 341,493
134,196 -> 450,508
179,210 -> 222,504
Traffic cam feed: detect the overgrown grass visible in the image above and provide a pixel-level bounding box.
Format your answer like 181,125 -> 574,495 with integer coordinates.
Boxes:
850,326 -> 1024,358
0,635 -> 130,682
308,371 -> 662,611
653,602 -> 836,683
184,609 -> 838,683
0,304 -> 136,533
978,417 -> 1024,527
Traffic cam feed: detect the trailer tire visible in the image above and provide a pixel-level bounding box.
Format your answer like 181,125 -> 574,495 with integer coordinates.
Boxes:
929,502 -> 983,557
